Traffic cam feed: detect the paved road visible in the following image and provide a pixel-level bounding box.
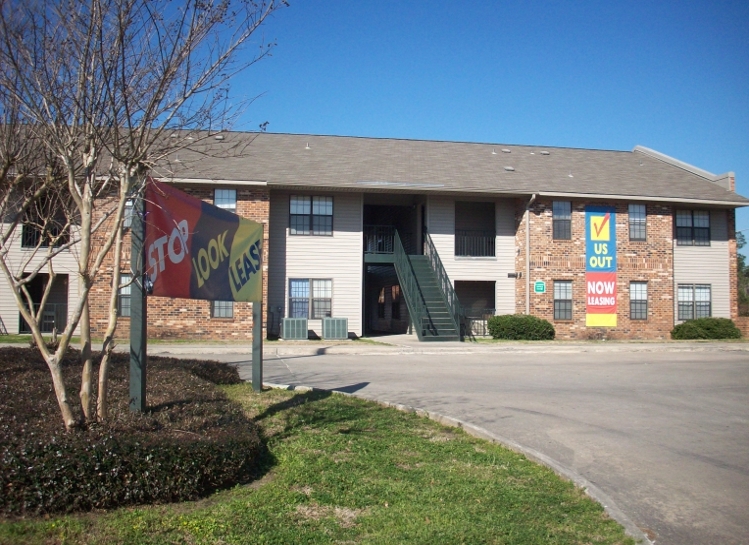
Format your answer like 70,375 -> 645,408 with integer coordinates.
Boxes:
153,342 -> 749,545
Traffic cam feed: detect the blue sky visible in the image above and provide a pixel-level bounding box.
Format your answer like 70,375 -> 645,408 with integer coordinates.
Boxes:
234,0 -> 749,245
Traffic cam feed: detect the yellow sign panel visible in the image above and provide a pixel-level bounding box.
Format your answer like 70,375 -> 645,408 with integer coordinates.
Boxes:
590,213 -> 611,241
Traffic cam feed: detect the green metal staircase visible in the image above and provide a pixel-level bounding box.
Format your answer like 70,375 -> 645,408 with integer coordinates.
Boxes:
393,231 -> 462,342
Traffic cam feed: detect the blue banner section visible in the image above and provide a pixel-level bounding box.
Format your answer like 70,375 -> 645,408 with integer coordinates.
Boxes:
585,205 -> 617,272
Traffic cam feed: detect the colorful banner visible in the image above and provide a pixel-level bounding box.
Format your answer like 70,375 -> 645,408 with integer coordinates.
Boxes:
144,179 -> 263,302
585,206 -> 617,326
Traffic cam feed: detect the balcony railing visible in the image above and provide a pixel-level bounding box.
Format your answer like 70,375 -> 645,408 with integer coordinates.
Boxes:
19,303 -> 68,334
21,223 -> 70,249
364,225 -> 415,255
463,308 -> 496,337
455,230 -> 495,257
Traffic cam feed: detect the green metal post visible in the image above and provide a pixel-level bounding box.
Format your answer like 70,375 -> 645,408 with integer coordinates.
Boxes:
130,196 -> 147,412
252,300 -> 263,391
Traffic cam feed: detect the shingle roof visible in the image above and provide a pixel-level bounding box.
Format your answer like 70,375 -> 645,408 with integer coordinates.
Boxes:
157,132 -> 749,206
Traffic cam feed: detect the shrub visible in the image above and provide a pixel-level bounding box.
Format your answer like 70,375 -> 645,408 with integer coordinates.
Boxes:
0,348 -> 264,516
670,317 -> 742,340
487,314 -> 555,340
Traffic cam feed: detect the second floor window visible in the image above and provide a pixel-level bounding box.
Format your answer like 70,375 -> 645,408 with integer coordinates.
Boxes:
675,210 -> 710,246
214,189 -> 237,213
629,204 -> 646,241
290,195 -> 333,235
553,201 -> 571,240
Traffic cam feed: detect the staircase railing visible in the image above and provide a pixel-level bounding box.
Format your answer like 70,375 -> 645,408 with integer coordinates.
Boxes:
423,229 -> 464,339
393,230 -> 426,341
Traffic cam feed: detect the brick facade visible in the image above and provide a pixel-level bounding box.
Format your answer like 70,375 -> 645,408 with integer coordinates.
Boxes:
515,198 -> 675,340
88,185 -> 270,341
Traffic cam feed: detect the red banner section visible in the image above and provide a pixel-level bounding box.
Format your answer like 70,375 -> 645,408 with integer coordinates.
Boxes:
585,271 -> 617,326
144,179 -> 263,302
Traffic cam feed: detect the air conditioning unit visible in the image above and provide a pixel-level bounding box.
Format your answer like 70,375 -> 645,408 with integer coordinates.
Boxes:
282,318 -> 308,340
322,317 -> 348,340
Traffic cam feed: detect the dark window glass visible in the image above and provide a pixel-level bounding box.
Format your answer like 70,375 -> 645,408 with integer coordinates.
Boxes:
290,195 -> 333,235
554,280 -> 572,320
629,204 -> 646,241
553,201 -> 571,240
676,210 -> 710,246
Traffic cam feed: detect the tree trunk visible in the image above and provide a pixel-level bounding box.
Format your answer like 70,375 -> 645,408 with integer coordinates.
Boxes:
96,338 -> 114,421
48,356 -> 77,429
79,298 -> 94,422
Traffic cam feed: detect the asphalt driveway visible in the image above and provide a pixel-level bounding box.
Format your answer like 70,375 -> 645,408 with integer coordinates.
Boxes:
154,341 -> 749,545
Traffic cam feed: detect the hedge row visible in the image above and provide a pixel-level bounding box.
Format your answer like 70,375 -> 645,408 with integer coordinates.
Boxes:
0,348 -> 264,516
487,314 -> 555,340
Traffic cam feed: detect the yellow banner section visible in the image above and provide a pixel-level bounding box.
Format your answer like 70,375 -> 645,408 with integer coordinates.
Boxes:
586,314 -> 617,327
228,218 -> 264,302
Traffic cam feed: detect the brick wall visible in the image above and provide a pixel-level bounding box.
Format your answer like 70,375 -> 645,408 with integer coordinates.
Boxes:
88,184 -> 270,341
515,199 -> 675,340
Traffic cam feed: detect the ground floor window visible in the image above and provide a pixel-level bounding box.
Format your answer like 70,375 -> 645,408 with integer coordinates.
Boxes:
391,285 -> 401,320
289,279 -> 332,319
118,274 -> 132,317
211,300 -> 233,318
377,288 -> 386,318
554,280 -> 572,320
678,284 -> 711,320
629,282 -> 648,320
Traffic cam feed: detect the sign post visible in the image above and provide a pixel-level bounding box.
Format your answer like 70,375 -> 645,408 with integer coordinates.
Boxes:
130,195 -> 147,412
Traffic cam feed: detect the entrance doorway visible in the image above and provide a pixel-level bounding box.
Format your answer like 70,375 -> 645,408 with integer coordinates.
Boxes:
18,274 -> 69,334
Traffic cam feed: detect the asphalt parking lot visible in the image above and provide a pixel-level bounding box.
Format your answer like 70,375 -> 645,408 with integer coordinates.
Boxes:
149,340 -> 749,545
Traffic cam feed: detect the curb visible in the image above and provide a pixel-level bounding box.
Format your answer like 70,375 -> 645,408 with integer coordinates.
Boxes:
265,381 -> 654,545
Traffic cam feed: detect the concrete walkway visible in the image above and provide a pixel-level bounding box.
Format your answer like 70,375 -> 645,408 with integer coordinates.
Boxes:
142,338 -> 749,545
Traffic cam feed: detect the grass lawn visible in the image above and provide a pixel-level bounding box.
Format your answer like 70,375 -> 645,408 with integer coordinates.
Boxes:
1,383 -> 635,545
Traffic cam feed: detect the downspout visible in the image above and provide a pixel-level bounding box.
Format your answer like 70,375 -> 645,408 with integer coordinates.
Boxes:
525,194 -> 537,315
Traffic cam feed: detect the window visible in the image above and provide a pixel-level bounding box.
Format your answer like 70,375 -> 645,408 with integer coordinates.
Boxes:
290,195 -> 333,235
630,282 -> 647,320
123,199 -> 134,229
553,201 -> 571,240
214,189 -> 237,213
118,274 -> 132,317
675,210 -> 710,246
629,204 -> 646,241
678,284 -> 711,320
211,300 -> 233,318
554,280 -> 572,320
289,279 -> 332,319
391,285 -> 401,320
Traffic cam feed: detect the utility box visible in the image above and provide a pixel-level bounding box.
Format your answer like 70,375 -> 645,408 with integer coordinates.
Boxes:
322,317 -> 348,340
282,318 -> 308,340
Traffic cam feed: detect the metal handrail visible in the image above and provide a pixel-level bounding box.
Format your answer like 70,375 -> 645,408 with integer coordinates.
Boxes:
455,229 -> 496,257
423,229 -> 464,339
364,225 -> 395,254
393,230 -> 427,340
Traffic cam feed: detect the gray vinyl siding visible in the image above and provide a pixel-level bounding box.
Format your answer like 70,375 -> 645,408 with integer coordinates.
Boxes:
673,209 -> 730,321
270,192 -> 363,337
0,224 -> 80,335
426,196 -> 516,316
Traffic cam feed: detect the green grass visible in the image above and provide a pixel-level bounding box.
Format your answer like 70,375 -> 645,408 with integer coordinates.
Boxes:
0,386 -> 634,545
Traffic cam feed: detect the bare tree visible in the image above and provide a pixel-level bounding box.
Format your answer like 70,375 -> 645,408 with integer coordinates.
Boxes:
0,0 -> 283,429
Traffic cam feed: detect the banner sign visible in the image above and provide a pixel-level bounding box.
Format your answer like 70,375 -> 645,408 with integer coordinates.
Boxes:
144,179 -> 263,302
585,206 -> 617,327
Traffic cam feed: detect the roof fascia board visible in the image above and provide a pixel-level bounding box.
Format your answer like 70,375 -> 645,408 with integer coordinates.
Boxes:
633,145 -> 735,186
536,191 -> 748,207
162,177 -> 267,186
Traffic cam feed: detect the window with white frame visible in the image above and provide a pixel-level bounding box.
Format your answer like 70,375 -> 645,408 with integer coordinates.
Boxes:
211,300 -> 233,318
289,279 -> 333,319
677,284 -> 711,320
629,204 -> 646,241
554,280 -> 572,320
675,210 -> 710,246
552,201 -> 571,240
123,199 -> 134,229
118,274 -> 131,317
214,189 -> 237,213
630,281 -> 647,320
290,195 -> 333,235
